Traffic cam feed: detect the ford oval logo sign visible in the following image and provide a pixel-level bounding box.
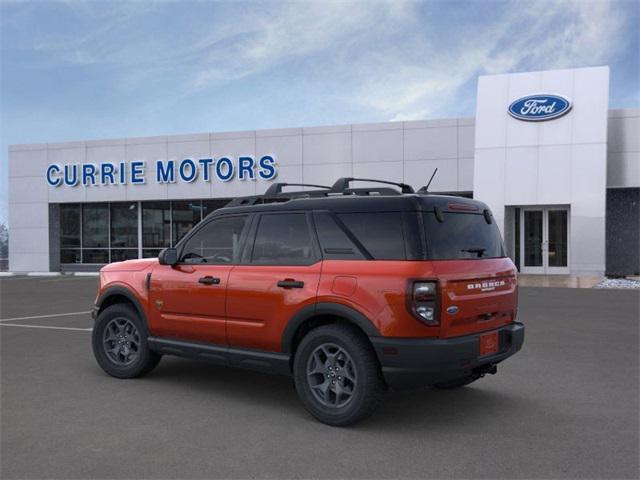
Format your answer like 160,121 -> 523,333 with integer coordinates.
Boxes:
508,94 -> 572,121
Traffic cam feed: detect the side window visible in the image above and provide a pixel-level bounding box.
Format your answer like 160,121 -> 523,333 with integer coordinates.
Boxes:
251,213 -> 315,265
313,212 -> 365,260
180,216 -> 247,264
338,212 -> 406,260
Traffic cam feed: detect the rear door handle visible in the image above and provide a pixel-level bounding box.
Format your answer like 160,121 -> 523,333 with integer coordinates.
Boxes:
198,276 -> 221,285
277,279 -> 304,289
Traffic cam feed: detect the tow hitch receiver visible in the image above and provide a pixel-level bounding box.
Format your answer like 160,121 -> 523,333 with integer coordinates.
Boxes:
473,363 -> 498,378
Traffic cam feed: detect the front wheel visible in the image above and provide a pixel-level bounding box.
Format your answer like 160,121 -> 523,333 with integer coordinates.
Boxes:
293,324 -> 386,426
92,304 -> 161,379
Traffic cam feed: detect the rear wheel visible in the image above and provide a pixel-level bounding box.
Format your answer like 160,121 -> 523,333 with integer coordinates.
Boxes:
293,324 -> 386,426
92,304 -> 161,379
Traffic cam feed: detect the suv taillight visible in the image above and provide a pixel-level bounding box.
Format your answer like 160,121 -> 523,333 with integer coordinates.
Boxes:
410,281 -> 439,326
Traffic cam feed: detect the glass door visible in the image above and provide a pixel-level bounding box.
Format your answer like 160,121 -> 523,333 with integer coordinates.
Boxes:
546,209 -> 569,273
519,207 -> 570,274
522,209 -> 545,274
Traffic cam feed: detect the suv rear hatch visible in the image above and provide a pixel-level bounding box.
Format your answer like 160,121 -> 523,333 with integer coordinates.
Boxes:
422,204 -> 518,338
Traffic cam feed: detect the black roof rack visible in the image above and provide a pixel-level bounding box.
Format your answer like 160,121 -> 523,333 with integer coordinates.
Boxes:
264,182 -> 331,195
224,177 -> 414,208
331,177 -> 414,194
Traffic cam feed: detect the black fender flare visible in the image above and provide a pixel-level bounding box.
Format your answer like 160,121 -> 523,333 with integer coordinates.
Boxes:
95,286 -> 149,333
281,302 -> 380,354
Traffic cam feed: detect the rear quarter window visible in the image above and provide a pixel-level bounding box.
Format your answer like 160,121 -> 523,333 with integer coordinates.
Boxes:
337,212 -> 406,260
423,212 -> 505,260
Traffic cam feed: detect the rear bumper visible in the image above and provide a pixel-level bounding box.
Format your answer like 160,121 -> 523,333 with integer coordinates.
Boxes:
371,322 -> 525,390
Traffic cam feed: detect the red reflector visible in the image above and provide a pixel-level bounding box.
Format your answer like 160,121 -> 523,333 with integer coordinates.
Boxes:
448,203 -> 478,212
479,332 -> 499,357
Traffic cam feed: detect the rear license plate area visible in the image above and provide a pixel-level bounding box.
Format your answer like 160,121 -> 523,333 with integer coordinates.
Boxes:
479,331 -> 499,357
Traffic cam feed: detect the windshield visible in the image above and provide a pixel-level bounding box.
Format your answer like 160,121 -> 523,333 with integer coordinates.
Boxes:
423,212 -> 505,260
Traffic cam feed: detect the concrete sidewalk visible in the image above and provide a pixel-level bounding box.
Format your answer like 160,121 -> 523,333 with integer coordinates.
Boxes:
517,274 -> 603,288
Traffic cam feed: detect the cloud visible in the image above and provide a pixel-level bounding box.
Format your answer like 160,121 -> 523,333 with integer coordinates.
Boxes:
350,0 -> 627,121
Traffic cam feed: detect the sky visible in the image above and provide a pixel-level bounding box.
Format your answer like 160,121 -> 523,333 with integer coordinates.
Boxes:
1,0 -> 638,225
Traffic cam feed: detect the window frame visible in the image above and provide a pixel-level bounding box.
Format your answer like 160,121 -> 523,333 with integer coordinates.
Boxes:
243,211 -> 321,266
175,213 -> 252,266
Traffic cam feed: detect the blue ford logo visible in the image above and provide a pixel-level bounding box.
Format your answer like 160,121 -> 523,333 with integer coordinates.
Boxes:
446,306 -> 459,315
508,94 -> 572,121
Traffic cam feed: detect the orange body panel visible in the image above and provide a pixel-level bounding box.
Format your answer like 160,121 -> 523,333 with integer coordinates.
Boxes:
97,256 -> 517,353
225,263 -> 322,351
148,263 -> 234,344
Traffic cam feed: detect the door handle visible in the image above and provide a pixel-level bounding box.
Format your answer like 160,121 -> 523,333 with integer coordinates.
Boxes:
277,279 -> 305,289
198,276 -> 221,285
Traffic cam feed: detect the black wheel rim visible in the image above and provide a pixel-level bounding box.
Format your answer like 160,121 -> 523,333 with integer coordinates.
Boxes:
103,317 -> 140,366
306,343 -> 357,408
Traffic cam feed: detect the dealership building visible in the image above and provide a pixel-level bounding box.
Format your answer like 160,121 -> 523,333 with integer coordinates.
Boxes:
7,66 -> 640,276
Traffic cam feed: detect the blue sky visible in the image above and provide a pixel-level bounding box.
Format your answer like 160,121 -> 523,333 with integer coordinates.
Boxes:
1,0 -> 638,225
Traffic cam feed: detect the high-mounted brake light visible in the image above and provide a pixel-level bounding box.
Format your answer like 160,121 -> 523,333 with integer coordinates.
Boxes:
448,203 -> 478,212
410,281 -> 439,326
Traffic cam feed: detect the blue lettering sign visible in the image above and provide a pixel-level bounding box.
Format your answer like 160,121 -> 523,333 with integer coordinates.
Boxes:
130,161 -> 145,184
215,157 -> 234,182
179,159 -> 197,183
156,159 -> 175,183
258,156 -> 277,180
46,164 -> 61,187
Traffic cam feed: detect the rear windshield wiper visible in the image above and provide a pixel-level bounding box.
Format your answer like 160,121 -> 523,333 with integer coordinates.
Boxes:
460,247 -> 487,258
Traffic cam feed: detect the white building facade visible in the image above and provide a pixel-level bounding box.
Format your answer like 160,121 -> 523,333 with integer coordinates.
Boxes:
7,66 -> 640,275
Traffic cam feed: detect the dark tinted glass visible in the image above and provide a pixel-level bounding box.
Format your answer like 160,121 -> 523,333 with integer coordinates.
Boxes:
110,203 -> 138,248
142,201 -> 171,249
111,249 -> 138,262
82,204 -> 109,248
314,212 -> 364,260
181,216 -> 247,264
202,199 -> 230,218
338,212 -> 406,260
172,201 -> 202,245
252,214 -> 314,265
423,212 -> 504,260
60,249 -> 80,264
548,210 -> 568,267
83,249 -> 109,263
60,204 -> 81,248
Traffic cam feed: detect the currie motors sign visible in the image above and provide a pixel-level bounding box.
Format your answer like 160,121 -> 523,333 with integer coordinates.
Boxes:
45,155 -> 277,187
508,94 -> 572,121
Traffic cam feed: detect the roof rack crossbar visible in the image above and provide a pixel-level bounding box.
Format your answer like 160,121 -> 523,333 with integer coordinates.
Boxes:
331,177 -> 415,194
264,182 -> 331,196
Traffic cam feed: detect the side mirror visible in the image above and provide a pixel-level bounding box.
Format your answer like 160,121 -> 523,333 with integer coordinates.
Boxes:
158,247 -> 178,266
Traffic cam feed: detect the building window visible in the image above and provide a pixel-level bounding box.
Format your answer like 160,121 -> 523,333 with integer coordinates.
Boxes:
60,204 -> 81,263
172,201 -> 202,245
142,201 -> 170,258
59,198 -> 231,264
82,203 -> 109,263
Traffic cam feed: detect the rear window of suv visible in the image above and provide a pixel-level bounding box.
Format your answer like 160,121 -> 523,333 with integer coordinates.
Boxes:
423,212 -> 505,260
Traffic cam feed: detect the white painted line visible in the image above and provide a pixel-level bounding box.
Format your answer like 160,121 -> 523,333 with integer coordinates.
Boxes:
0,311 -> 91,323
0,272 -> 15,277
73,272 -> 100,276
26,272 -> 62,277
0,323 -> 92,331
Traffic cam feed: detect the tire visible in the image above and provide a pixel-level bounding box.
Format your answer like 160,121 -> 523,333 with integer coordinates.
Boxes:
92,304 -> 161,379
432,375 -> 478,389
293,324 -> 386,426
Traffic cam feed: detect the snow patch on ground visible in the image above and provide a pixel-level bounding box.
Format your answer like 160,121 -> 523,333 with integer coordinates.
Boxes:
593,278 -> 640,289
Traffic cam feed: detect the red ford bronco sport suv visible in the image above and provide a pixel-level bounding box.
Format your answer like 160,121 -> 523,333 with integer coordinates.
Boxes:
92,178 -> 524,426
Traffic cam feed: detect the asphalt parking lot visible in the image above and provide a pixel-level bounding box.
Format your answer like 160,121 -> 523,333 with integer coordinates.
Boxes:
1,276 -> 638,479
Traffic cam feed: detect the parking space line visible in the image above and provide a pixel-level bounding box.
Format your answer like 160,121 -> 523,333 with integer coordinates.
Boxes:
0,311 -> 91,323
0,323 -> 92,331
